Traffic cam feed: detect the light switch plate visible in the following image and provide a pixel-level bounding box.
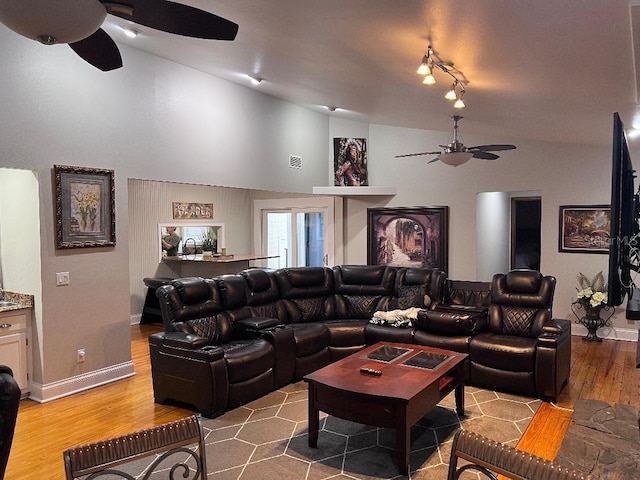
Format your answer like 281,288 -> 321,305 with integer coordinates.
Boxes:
56,272 -> 70,286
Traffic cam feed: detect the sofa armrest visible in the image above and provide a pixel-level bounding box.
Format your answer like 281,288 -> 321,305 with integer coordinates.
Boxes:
149,332 -> 224,360
234,316 -> 282,331
537,318 -> 571,348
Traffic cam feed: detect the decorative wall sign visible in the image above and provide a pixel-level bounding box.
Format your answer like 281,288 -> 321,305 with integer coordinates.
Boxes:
367,206 -> 449,270
172,202 -> 213,219
54,165 -> 116,249
334,137 -> 368,186
559,205 -> 611,253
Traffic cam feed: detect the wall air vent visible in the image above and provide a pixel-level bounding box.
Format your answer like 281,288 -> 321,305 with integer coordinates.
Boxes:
289,155 -> 302,169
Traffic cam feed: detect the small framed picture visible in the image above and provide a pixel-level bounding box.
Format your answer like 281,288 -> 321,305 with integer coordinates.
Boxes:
54,165 -> 116,249
558,205 -> 610,254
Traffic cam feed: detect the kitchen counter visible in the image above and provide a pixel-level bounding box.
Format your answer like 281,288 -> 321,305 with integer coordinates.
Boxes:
162,253 -> 278,277
0,291 -> 34,313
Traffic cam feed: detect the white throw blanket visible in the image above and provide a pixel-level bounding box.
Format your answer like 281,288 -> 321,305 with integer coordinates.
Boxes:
369,307 -> 422,328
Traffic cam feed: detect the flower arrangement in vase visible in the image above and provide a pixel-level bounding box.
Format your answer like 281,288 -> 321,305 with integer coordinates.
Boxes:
572,271 -> 613,342
201,231 -> 217,257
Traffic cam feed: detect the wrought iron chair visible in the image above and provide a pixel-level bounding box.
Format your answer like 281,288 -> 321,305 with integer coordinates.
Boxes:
63,415 -> 207,479
447,429 -> 591,480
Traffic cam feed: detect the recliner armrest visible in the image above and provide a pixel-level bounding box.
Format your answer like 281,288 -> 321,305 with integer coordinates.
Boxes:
149,332 -> 224,360
537,319 -> 571,348
234,317 -> 282,331
541,318 -> 570,336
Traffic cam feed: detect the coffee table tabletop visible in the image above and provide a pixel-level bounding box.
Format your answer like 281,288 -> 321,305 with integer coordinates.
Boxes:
304,342 -> 467,475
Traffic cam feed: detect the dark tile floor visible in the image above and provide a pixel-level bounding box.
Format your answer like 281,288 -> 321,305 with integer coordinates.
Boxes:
125,381 -> 539,480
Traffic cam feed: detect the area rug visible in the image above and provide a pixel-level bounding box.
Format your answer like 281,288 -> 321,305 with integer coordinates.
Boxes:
119,381 -> 540,479
555,400 -> 640,479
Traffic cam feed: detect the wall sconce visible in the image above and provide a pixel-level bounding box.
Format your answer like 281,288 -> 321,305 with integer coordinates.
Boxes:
417,45 -> 467,108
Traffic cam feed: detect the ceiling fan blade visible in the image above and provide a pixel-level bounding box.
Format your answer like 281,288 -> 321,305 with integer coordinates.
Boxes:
395,151 -> 442,158
468,144 -> 517,152
472,151 -> 500,160
104,0 -> 238,40
428,157 -> 441,164
69,28 -> 122,71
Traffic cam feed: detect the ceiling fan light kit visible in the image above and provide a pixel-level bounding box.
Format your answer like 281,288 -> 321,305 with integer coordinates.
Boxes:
0,0 -> 238,71
417,45 -> 467,108
395,115 -> 517,166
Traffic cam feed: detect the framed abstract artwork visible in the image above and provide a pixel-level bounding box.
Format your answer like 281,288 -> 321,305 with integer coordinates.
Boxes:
559,205 -> 610,253
367,206 -> 449,271
54,165 -> 116,249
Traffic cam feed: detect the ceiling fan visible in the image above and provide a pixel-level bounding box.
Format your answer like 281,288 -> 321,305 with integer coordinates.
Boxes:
395,115 -> 517,167
0,0 -> 239,72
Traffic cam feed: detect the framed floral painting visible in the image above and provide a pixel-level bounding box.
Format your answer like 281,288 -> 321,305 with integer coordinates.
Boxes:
54,165 -> 116,248
558,205 -> 610,253
367,206 -> 449,270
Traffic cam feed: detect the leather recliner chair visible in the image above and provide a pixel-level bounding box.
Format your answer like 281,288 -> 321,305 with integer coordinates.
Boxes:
150,277 -> 276,416
0,365 -> 20,479
469,270 -> 571,401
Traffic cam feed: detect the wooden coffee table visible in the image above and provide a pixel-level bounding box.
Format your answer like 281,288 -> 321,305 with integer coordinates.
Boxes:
304,342 -> 467,475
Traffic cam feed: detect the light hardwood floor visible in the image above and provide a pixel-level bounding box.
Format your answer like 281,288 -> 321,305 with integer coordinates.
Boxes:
5,325 -> 640,478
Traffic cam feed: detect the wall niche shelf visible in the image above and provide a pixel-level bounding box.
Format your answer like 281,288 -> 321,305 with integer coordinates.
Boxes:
312,186 -> 397,196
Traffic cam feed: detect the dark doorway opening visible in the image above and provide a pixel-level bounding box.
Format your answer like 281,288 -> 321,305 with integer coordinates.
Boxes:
511,197 -> 541,270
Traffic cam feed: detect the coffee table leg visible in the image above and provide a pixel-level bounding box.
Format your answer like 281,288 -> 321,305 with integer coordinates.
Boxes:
455,380 -> 465,416
396,416 -> 410,475
308,382 -> 319,448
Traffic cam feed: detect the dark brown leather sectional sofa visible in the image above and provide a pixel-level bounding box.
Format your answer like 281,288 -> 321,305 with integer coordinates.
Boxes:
150,265 -> 570,417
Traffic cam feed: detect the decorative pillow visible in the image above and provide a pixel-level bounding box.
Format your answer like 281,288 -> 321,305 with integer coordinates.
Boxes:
186,316 -> 221,344
397,284 -> 429,309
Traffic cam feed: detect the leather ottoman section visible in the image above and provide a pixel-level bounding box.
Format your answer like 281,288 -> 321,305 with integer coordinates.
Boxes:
226,370 -> 275,408
289,323 -> 330,357
469,333 -> 536,372
470,362 -> 536,397
364,323 -> 415,345
221,339 -> 274,384
324,319 -> 368,347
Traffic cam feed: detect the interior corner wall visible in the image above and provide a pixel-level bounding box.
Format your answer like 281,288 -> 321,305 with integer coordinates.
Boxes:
476,192 -> 510,281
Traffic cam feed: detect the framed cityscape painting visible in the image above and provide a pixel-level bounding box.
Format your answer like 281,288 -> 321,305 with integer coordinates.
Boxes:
559,205 -> 610,253
54,165 -> 116,249
367,206 -> 449,270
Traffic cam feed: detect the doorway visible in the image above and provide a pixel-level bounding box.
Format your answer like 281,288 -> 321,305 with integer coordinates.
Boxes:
511,197 -> 541,270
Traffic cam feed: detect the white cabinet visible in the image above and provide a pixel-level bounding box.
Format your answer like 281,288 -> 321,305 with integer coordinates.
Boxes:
0,309 -> 31,396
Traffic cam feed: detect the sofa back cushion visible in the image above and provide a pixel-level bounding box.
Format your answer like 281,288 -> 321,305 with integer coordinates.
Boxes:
184,315 -> 233,344
155,277 -> 222,331
444,280 -> 491,307
274,267 -> 335,323
332,265 -> 396,318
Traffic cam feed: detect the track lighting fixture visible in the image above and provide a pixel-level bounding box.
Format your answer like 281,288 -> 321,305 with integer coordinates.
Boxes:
417,45 -> 467,108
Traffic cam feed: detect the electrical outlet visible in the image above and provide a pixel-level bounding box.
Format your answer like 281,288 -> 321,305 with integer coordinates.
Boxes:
56,272 -> 70,286
77,348 -> 86,363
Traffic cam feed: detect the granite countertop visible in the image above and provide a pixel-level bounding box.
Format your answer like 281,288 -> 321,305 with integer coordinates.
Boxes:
0,291 -> 34,313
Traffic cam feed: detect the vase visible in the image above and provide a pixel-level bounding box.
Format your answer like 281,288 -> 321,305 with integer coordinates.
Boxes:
571,301 -> 614,342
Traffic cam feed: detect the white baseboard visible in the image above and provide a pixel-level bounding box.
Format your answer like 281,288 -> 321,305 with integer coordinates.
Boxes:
131,313 -> 142,325
571,324 -> 639,342
28,361 -> 136,403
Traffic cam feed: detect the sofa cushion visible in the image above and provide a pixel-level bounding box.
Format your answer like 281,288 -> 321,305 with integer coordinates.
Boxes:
221,339 -> 274,383
470,333 -> 536,372
344,295 -> 382,319
396,284 -> 428,309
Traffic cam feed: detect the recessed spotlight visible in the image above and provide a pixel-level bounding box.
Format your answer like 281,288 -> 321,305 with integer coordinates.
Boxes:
327,106 -> 337,112
249,76 -> 262,86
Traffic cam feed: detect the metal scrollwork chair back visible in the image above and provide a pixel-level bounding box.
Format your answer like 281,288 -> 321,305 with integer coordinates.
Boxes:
447,429 -> 592,480
63,415 -> 207,479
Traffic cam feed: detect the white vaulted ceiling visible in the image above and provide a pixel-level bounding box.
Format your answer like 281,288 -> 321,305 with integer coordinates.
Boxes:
6,0 -> 640,147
